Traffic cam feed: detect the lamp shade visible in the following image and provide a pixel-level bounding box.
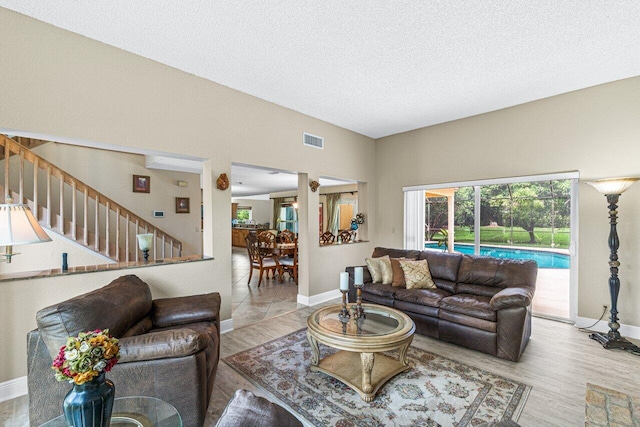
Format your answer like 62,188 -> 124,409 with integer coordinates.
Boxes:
0,203 -> 51,246
136,234 -> 153,251
586,177 -> 639,195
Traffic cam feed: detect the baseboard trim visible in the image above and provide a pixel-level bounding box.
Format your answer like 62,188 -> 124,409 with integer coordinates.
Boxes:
220,318 -> 234,334
574,317 -> 640,340
297,289 -> 341,307
0,376 -> 27,403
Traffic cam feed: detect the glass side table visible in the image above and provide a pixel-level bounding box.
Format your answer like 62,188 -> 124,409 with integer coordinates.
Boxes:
40,396 -> 182,427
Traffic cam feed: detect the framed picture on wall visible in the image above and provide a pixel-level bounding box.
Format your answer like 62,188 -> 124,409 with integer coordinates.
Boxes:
133,175 -> 150,193
176,197 -> 190,213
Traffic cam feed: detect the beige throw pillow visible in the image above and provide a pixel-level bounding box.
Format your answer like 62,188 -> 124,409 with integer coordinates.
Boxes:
365,255 -> 391,284
378,256 -> 393,285
399,259 -> 436,289
365,257 -> 382,283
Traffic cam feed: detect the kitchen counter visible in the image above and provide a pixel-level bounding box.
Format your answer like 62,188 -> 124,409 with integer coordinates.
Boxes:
232,225 -> 268,247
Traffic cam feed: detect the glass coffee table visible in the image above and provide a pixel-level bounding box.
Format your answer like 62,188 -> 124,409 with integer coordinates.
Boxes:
41,396 -> 182,426
307,303 -> 415,402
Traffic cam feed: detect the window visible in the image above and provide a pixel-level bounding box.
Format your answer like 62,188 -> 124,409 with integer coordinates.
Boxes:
236,207 -> 252,221
278,204 -> 298,233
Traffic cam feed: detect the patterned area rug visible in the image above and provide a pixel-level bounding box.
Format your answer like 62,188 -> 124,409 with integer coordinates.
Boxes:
224,329 -> 531,426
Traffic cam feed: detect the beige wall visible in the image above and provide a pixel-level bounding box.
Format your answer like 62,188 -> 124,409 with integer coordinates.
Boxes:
376,76 -> 640,326
0,8 -> 375,383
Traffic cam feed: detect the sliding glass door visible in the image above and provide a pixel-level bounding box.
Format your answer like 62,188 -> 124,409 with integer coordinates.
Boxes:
405,172 -> 578,321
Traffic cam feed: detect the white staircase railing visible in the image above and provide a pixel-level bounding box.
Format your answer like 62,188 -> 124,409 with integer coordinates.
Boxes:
1,134 -> 182,262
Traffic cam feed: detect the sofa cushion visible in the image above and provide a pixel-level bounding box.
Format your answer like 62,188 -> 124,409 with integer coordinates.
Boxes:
440,294 -> 496,322
433,278 -> 457,294
36,275 -> 152,359
439,310 -> 497,333
394,287 -> 451,307
400,259 -> 436,289
362,282 -> 396,298
372,247 -> 421,260
420,251 -> 463,282
457,255 -> 501,286
216,389 -> 302,427
457,283 -> 503,298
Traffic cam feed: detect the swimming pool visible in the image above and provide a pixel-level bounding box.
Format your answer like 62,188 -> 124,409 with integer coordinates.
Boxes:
424,243 -> 570,269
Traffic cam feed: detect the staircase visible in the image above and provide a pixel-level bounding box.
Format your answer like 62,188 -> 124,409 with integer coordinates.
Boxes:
1,134 -> 182,262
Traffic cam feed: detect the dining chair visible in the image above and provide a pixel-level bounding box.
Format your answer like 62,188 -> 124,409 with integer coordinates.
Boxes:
320,231 -> 336,245
257,230 -> 278,250
245,233 -> 280,287
338,229 -> 355,243
279,229 -> 296,244
279,238 -> 298,284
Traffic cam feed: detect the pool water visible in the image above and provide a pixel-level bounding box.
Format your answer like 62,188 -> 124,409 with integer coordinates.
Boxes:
424,243 -> 570,269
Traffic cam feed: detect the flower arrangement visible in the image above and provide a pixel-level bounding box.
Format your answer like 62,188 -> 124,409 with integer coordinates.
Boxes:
52,329 -> 120,385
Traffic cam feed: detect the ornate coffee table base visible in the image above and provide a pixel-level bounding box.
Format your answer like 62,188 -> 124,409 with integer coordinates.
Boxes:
308,332 -> 413,402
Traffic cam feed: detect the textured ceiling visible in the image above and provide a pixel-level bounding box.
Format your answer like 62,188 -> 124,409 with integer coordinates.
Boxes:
1,2 -> 640,138
231,164 -> 354,198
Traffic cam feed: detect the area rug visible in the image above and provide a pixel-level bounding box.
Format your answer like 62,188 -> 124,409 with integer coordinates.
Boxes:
224,328 -> 531,426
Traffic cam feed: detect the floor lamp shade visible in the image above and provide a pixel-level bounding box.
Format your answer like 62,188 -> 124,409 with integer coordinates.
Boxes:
586,177 -> 639,195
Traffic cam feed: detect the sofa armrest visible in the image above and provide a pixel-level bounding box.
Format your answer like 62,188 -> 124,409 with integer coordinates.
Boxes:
490,287 -> 534,311
118,329 -> 206,363
152,292 -> 221,328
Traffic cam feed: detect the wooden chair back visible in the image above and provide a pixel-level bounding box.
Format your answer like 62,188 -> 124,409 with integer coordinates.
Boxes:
320,231 -> 336,245
279,229 -> 296,244
338,229 -> 355,243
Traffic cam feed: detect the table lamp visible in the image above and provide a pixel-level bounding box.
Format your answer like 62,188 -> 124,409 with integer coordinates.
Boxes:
136,233 -> 154,262
0,197 -> 51,263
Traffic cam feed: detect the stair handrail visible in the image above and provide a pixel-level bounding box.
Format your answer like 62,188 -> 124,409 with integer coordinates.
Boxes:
1,134 -> 182,261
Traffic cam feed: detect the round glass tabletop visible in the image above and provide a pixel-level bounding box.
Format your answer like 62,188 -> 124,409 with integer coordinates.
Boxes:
310,303 -> 411,338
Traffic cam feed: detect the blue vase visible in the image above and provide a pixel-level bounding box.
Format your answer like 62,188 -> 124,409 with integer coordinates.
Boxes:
63,372 -> 115,427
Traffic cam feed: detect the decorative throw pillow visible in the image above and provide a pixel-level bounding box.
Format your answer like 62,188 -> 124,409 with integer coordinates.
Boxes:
378,256 -> 393,285
390,257 -> 408,287
399,259 -> 436,289
365,255 -> 391,283
365,257 -> 382,283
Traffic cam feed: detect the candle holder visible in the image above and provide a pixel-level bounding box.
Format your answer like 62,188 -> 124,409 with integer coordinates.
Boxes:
352,283 -> 366,319
338,290 -> 351,323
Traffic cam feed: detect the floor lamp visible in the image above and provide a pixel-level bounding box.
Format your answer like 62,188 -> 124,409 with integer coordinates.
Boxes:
586,177 -> 640,352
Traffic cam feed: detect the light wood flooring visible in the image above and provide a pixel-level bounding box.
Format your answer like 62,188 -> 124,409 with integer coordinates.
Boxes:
2,250 -> 637,426
208,306 -> 640,426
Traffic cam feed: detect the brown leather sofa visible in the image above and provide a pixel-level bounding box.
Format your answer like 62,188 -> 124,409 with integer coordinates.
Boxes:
27,274 -> 221,427
346,247 -> 537,362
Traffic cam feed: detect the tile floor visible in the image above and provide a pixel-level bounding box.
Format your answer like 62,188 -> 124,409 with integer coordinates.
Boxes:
231,246 -> 303,329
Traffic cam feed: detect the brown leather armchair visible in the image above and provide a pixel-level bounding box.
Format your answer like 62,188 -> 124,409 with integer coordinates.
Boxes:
27,275 -> 221,427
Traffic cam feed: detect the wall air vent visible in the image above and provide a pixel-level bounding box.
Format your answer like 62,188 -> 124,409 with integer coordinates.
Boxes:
303,132 -> 324,149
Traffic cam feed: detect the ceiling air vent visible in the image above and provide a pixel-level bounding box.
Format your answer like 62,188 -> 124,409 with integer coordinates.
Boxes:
303,132 -> 324,149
